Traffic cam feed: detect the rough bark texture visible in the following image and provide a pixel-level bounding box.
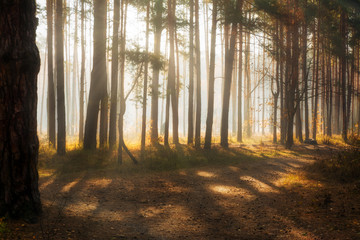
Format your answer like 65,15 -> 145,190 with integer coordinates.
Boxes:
0,0 -> 41,218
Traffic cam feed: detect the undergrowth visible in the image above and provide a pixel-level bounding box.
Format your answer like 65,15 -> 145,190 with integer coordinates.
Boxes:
310,148 -> 360,183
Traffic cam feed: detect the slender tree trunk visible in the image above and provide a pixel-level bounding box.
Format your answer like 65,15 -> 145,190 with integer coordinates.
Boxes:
56,0 -> 66,155
302,12 -> 309,140
188,0 -> 195,144
312,19 -> 319,140
99,0 -> 108,148
150,0 -> 163,144
0,0 -> 42,218
204,0 -> 217,149
118,0 -> 128,164
237,22 -> 243,143
109,0 -> 120,147
141,2 -> 150,155
340,10 -> 347,141
194,0 -> 201,148
79,0 -> 86,143
47,0 -> 56,147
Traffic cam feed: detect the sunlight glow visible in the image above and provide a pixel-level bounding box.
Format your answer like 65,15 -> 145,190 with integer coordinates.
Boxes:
197,171 -> 216,178
61,178 -> 81,193
209,184 -> 255,200
239,176 -> 279,193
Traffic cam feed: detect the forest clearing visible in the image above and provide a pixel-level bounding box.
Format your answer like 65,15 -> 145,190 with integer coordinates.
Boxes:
1,0 -> 360,239
2,137 -> 360,239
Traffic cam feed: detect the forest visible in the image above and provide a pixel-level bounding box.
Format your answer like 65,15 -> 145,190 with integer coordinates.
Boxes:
0,0 -> 360,239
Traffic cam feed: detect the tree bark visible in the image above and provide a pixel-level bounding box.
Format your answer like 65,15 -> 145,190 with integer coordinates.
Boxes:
47,0 -> 56,147
56,0 -> 66,155
0,0 -> 42,219
109,0 -> 120,147
150,0 -> 163,144
194,0 -> 201,148
204,0 -> 218,149
188,0 -> 195,144
84,0 -> 107,149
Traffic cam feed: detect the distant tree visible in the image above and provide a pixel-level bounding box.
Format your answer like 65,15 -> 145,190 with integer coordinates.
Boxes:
0,0 -> 42,219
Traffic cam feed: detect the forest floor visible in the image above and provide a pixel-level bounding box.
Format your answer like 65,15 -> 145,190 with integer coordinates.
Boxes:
2,137 -> 360,240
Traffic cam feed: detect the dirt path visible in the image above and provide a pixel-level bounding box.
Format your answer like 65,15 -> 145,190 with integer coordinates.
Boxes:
4,144 -> 360,239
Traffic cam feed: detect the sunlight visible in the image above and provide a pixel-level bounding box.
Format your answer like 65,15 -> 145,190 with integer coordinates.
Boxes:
39,178 -> 55,191
209,184 -> 255,200
87,178 -> 112,188
239,176 -> 279,193
61,178 -> 81,193
65,201 -> 98,215
197,171 -> 216,178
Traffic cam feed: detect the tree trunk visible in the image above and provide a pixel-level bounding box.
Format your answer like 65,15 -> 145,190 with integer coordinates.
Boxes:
237,22 -> 243,143
188,0 -> 195,144
47,0 -> 56,147
204,0 -> 217,149
220,0 -> 241,148
56,0 -> 66,155
109,0 -> 120,147
150,0 -> 163,144
194,0 -> 201,148
0,0 -> 42,219
118,0 -> 128,164
84,0 -> 107,149
99,1 -> 108,148
141,2 -> 150,156
79,0 -> 86,143
340,10 -> 347,141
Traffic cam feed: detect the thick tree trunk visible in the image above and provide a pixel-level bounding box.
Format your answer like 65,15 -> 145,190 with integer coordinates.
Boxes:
56,0 -> 66,155
204,0 -> 217,149
84,0 -> 107,149
47,0 -> 56,147
0,0 -> 42,219
109,0 -> 120,147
